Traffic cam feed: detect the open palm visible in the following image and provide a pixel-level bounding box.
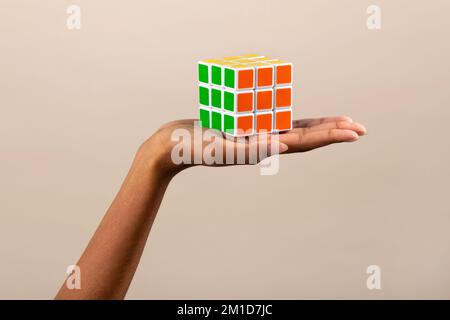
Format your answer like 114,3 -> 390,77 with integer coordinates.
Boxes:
153,115 -> 366,170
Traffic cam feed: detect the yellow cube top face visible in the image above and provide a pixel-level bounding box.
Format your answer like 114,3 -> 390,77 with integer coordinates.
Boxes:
227,63 -> 253,69
244,62 -> 272,67
200,55 -> 291,66
261,59 -> 290,65
201,54 -> 280,63
222,55 -> 243,61
200,59 -> 224,64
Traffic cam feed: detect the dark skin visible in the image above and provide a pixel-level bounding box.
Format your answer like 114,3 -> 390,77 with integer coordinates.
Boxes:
55,116 -> 366,299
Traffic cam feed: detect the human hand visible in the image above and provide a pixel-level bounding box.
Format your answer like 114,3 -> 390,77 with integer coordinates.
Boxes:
139,115 -> 366,177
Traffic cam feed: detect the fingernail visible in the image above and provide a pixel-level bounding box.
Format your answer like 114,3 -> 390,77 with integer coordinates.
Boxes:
268,142 -> 289,155
279,143 -> 289,153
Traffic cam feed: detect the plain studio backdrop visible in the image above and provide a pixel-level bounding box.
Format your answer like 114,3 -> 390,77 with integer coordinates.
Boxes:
1,0 -> 449,299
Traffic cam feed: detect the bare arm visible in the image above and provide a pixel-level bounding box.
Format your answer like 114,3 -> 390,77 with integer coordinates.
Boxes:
55,141 -> 172,299
55,116 -> 366,299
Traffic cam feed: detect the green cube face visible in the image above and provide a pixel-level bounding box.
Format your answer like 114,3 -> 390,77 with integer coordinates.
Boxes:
199,108 -> 211,128
223,91 -> 235,112
199,86 -> 210,106
211,88 -> 222,109
211,65 -> 222,86
198,63 -> 209,84
223,114 -> 235,135
211,111 -> 222,131
224,68 -> 235,89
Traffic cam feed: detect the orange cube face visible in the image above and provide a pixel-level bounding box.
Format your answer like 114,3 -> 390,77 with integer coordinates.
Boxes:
275,87 -> 292,108
237,69 -> 254,89
256,89 -> 273,111
236,92 -> 254,113
276,64 -> 292,85
256,66 -> 274,88
237,115 -> 254,135
275,109 -> 292,132
256,112 -> 273,134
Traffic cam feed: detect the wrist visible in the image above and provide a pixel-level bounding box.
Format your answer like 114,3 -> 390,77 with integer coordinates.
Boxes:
135,134 -> 184,179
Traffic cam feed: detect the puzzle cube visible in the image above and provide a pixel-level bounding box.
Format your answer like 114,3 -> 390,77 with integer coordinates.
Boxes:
198,54 -> 294,136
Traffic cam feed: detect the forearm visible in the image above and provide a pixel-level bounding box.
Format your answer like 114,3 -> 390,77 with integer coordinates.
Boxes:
54,116 -> 366,299
56,140 -> 173,299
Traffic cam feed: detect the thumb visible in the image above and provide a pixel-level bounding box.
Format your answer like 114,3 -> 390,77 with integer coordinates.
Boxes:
268,141 -> 289,156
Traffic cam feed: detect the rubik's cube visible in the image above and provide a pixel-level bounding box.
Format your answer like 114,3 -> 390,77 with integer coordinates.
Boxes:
198,54 -> 293,136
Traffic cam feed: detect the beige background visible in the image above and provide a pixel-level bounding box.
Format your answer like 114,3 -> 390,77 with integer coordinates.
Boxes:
1,0 -> 450,299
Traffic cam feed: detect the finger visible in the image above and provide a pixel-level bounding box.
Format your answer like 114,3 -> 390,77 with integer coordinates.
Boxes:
305,120 -> 367,136
279,128 -> 359,152
293,115 -> 353,128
